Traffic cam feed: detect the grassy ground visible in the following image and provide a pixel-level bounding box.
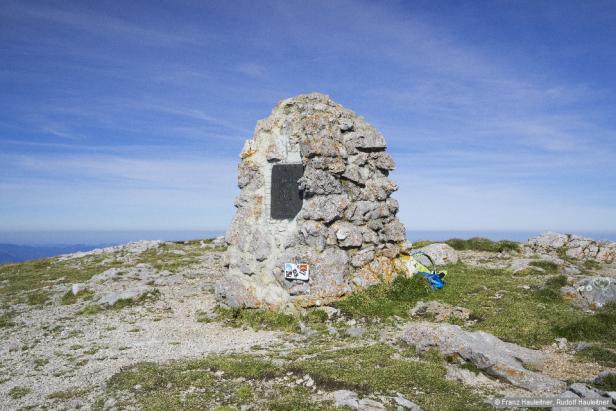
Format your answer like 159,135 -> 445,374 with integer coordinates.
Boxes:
136,240 -> 226,273
0,239 -> 224,306
0,253 -> 126,306
412,237 -> 520,253
207,306 -> 302,332
336,262 -> 614,350
0,310 -> 15,328
99,339 -> 489,411
207,261 -> 616,369
208,306 -> 337,334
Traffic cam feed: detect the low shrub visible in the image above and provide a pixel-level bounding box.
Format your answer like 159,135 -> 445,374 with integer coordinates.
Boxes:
214,306 -> 300,333
556,302 -> 616,343
445,237 -> 520,253
336,275 -> 432,319
577,346 -> 616,368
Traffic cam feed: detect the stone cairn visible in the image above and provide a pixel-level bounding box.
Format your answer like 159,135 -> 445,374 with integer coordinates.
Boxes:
216,93 -> 407,309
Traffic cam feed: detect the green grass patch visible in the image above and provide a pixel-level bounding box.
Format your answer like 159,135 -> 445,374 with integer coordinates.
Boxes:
34,357 -> 49,369
0,253 -> 126,306
412,237 -> 520,253
528,260 -> 560,274
9,386 -> 31,399
111,289 -> 161,310
445,237 -> 520,253
136,241 -> 224,273
290,343 -> 488,410
214,306 -> 300,333
102,343 -> 486,410
103,355 -> 317,410
78,304 -> 104,315
234,384 -> 253,402
556,245 -> 578,264
593,372 -> 616,391
78,289 -> 160,315
61,289 -> 95,305
47,387 -> 89,401
336,275 -> 432,319
338,263 -> 590,348
0,310 -> 16,328
555,302 -> 616,344
577,346 -> 616,368
583,259 -> 601,271
533,275 -> 568,302
26,289 -> 51,306
412,240 -> 434,248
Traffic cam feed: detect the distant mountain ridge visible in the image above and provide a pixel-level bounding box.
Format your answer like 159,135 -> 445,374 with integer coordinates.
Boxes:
0,243 -> 112,264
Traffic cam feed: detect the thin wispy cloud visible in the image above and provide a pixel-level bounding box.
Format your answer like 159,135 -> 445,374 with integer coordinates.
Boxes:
1,0 -> 615,234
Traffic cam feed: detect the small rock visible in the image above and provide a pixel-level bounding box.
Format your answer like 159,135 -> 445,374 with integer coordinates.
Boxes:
517,285 -> 531,290
346,327 -> 366,338
299,322 -> 318,337
563,265 -> 581,275
510,259 -> 533,273
103,398 -> 117,411
71,283 -> 87,295
554,337 -> 568,351
575,342 -> 592,352
594,371 -> 616,386
321,306 -> 340,319
331,390 -> 359,408
567,382 -> 606,400
98,286 -> 155,306
409,301 -> 471,322
327,325 -> 339,335
393,395 -> 423,410
358,398 -> 386,410
304,375 -> 315,387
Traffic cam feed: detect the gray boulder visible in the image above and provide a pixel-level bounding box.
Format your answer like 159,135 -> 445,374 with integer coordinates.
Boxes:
409,301 -> 470,322
415,243 -> 459,265
328,390 -> 388,411
526,232 -> 616,263
553,383 -> 615,411
393,395 -> 423,410
401,322 -> 565,393
561,276 -> 616,310
98,286 -> 156,306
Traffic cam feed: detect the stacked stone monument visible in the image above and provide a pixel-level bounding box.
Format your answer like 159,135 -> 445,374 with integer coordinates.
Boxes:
216,93 -> 407,309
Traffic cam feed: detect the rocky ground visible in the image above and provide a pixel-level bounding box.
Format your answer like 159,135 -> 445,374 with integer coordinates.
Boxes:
1,233 -> 615,410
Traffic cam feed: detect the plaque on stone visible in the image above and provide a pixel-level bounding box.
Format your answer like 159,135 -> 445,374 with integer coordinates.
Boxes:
270,163 -> 303,220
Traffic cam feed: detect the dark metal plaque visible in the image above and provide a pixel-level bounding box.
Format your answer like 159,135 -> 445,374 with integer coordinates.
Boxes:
271,164 -> 303,220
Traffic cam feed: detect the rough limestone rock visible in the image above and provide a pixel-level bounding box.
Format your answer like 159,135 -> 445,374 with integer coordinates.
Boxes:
409,300 -> 471,322
526,232 -> 616,263
98,286 -> 155,306
561,276 -> 616,310
415,243 -> 459,265
328,390 -> 415,411
401,322 -> 565,393
553,383 -> 615,411
217,93 -> 407,309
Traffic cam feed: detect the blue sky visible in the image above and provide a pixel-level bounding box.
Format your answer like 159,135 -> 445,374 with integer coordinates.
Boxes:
1,0 -> 615,235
